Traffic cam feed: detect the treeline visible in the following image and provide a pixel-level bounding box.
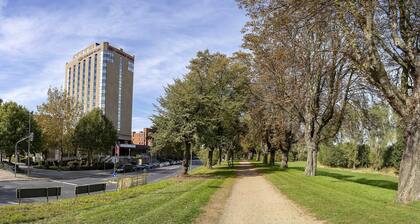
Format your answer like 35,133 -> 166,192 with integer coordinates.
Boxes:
0,88 -> 117,169
152,0 -> 419,203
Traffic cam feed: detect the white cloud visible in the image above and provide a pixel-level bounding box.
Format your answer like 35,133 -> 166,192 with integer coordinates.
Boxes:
132,116 -> 153,131
0,0 -> 247,129
0,58 -> 65,109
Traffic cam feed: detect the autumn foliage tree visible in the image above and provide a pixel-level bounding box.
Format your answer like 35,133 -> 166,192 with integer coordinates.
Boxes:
238,0 -> 419,203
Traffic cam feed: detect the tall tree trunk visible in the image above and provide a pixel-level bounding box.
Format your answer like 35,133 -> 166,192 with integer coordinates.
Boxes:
304,107 -> 320,176
280,150 -> 289,169
218,148 -> 222,165
305,141 -> 318,176
182,141 -> 191,175
397,116 -> 420,203
262,153 -> 268,164
269,149 -> 275,166
207,149 -> 213,168
256,151 -> 261,161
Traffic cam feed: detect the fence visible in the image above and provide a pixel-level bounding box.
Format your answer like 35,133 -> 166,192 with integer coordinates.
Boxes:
117,173 -> 147,191
75,183 -> 106,196
16,187 -> 61,204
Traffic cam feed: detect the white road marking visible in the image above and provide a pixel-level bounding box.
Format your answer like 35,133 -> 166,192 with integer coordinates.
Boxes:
7,201 -> 18,205
50,180 -> 77,186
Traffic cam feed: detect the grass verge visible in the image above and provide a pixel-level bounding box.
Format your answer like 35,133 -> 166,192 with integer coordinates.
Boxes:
253,161 -> 420,224
0,165 -> 235,224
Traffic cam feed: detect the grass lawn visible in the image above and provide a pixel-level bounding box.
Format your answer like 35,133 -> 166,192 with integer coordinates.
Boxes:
254,161 -> 420,224
0,165 -> 234,224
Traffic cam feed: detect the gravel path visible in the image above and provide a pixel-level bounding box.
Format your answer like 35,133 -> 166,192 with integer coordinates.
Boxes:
218,162 -> 323,224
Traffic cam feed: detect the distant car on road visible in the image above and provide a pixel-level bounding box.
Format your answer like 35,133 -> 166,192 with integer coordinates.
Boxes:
116,164 -> 134,173
134,165 -> 146,171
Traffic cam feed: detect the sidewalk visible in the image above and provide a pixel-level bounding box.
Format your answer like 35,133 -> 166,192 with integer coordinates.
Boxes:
217,162 -> 323,224
0,169 -> 33,181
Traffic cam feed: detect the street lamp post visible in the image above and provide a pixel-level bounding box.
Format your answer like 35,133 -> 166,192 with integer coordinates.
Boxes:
15,133 -> 33,177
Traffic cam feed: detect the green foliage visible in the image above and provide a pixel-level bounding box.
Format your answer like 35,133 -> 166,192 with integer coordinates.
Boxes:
319,143 -> 370,168
289,142 -> 307,162
254,161 -> 420,224
72,109 -> 117,166
0,101 -> 42,159
36,87 -> 82,160
319,144 -> 348,167
152,50 -> 250,168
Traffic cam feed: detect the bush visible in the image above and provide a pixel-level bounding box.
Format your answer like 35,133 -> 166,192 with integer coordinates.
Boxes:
68,160 -> 81,170
356,144 -> 370,168
319,143 -> 370,168
319,144 -> 348,167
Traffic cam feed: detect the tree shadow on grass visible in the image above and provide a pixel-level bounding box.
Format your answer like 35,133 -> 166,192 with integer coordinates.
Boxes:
288,166 -> 398,191
252,163 -> 397,191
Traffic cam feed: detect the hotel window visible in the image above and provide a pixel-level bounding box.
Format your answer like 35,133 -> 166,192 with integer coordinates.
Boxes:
100,50 -> 114,111
82,59 -> 86,111
117,57 -> 123,131
77,63 -> 80,100
93,54 -> 97,107
87,57 -> 91,110
128,60 -> 134,72
67,67 -> 71,94
72,65 -> 76,96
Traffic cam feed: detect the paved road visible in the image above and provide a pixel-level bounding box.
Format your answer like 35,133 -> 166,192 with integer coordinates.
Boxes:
0,160 -> 202,205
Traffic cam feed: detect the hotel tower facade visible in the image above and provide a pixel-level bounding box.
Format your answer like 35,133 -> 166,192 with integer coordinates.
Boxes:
65,42 -> 134,142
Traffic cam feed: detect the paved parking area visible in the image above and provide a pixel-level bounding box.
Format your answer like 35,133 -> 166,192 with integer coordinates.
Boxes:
0,160 -> 202,205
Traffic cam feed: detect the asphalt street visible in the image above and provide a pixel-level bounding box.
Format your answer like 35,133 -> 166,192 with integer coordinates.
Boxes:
0,160 -> 202,205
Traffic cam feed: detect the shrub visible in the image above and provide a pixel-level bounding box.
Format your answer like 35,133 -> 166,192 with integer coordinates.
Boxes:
319,143 -> 370,168
319,144 -> 348,167
68,160 -> 81,170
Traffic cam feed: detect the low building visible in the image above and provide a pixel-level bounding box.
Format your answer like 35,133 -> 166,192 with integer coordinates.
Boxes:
132,128 -> 152,146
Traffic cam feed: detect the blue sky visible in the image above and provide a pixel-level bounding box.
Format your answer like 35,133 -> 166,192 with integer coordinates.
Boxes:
0,0 -> 247,130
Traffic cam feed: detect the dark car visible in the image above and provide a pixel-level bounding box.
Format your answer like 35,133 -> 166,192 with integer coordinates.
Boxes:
116,164 -> 134,173
134,164 -> 146,171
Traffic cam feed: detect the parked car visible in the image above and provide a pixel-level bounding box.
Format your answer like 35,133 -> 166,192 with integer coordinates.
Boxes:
116,164 -> 134,173
134,164 -> 146,171
152,162 -> 160,168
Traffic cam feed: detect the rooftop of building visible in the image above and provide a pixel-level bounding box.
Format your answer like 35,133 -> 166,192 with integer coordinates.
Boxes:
69,42 -> 135,62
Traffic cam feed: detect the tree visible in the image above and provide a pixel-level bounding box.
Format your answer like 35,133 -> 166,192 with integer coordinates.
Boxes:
0,101 -> 42,162
334,0 -> 419,203
239,0 -> 354,173
152,78 -> 199,175
72,108 -> 117,167
36,87 -> 81,164
152,50 -> 250,173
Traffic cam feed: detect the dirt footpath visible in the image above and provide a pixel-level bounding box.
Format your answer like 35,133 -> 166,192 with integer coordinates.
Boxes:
217,162 -> 323,224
